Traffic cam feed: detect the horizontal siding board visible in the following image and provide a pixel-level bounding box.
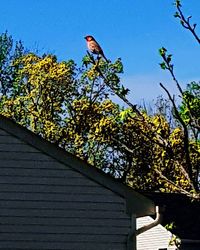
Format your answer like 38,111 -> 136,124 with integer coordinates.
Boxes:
0,192 -> 123,203
0,208 -> 128,219
0,168 -> 72,177
0,233 -> 126,242
0,242 -> 126,250
0,167 -> 104,180
0,182 -> 108,193
0,216 -> 130,227
0,179 -> 99,187
0,183 -> 119,195
0,175 -> 98,185
0,152 -> 55,161
0,143 -> 40,152
0,135 -> 26,144
0,200 -> 125,211
0,167 -> 87,178
0,160 -> 66,169
0,224 -> 128,235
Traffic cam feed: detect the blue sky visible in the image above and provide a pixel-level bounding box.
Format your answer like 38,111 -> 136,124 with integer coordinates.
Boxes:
1,0 -> 199,104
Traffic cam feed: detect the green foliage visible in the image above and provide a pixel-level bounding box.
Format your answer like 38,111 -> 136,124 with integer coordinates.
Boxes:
174,0 -> 181,8
157,1 -> 200,199
0,32 -> 199,199
159,47 -> 173,72
0,32 -> 25,96
180,82 -> 200,124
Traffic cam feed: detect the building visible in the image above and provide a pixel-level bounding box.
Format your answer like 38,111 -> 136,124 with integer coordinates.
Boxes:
0,114 -> 156,250
144,192 -> 200,250
137,216 -> 177,250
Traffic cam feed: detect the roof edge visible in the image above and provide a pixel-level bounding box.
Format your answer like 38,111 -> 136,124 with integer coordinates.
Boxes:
0,115 -> 155,216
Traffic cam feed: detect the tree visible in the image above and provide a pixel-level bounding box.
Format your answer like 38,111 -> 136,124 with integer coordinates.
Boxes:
179,82 -> 200,140
0,1 -> 199,202
157,0 -> 200,195
1,52 -> 78,142
78,0 -> 200,198
0,32 -> 24,96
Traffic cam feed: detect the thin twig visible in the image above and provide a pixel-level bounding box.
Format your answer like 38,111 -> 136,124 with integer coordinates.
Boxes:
160,82 -> 193,184
176,4 -> 200,44
160,50 -> 199,133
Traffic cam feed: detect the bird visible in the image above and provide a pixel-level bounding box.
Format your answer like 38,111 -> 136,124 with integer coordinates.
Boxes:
84,35 -> 109,62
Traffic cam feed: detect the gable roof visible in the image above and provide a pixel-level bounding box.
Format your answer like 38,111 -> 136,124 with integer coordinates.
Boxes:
0,114 -> 155,217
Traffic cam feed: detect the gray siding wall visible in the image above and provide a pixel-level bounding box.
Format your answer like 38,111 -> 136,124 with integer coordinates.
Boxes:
0,128 -> 131,250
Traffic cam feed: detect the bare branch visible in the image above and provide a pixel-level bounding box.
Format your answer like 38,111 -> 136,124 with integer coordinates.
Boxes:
175,2 -> 200,44
160,48 -> 199,132
112,137 -> 134,154
154,168 -> 199,200
160,82 -> 193,183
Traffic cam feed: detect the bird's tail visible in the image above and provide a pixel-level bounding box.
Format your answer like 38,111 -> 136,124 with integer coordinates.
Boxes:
101,52 -> 109,63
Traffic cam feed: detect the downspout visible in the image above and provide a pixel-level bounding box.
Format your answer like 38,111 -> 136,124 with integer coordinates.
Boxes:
127,206 -> 163,250
136,206 -> 162,236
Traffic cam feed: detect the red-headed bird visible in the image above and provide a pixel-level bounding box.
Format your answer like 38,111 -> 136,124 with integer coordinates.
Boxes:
84,35 -> 109,62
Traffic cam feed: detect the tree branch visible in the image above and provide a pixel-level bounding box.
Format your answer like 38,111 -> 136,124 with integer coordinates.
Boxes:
86,51 -> 144,119
154,168 -> 199,200
160,48 -> 199,133
160,82 -> 194,184
175,1 -> 200,44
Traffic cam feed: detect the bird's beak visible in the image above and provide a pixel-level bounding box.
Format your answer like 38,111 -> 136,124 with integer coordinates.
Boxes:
84,36 -> 87,39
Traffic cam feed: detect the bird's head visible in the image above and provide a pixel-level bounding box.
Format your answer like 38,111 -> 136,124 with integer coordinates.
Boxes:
84,35 -> 94,42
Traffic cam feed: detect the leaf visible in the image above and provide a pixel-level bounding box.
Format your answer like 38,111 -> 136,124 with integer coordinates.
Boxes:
166,54 -> 172,63
159,47 -> 167,56
174,11 -> 180,18
119,108 -> 132,121
159,62 -> 166,70
120,85 -> 130,96
174,0 -> 182,7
